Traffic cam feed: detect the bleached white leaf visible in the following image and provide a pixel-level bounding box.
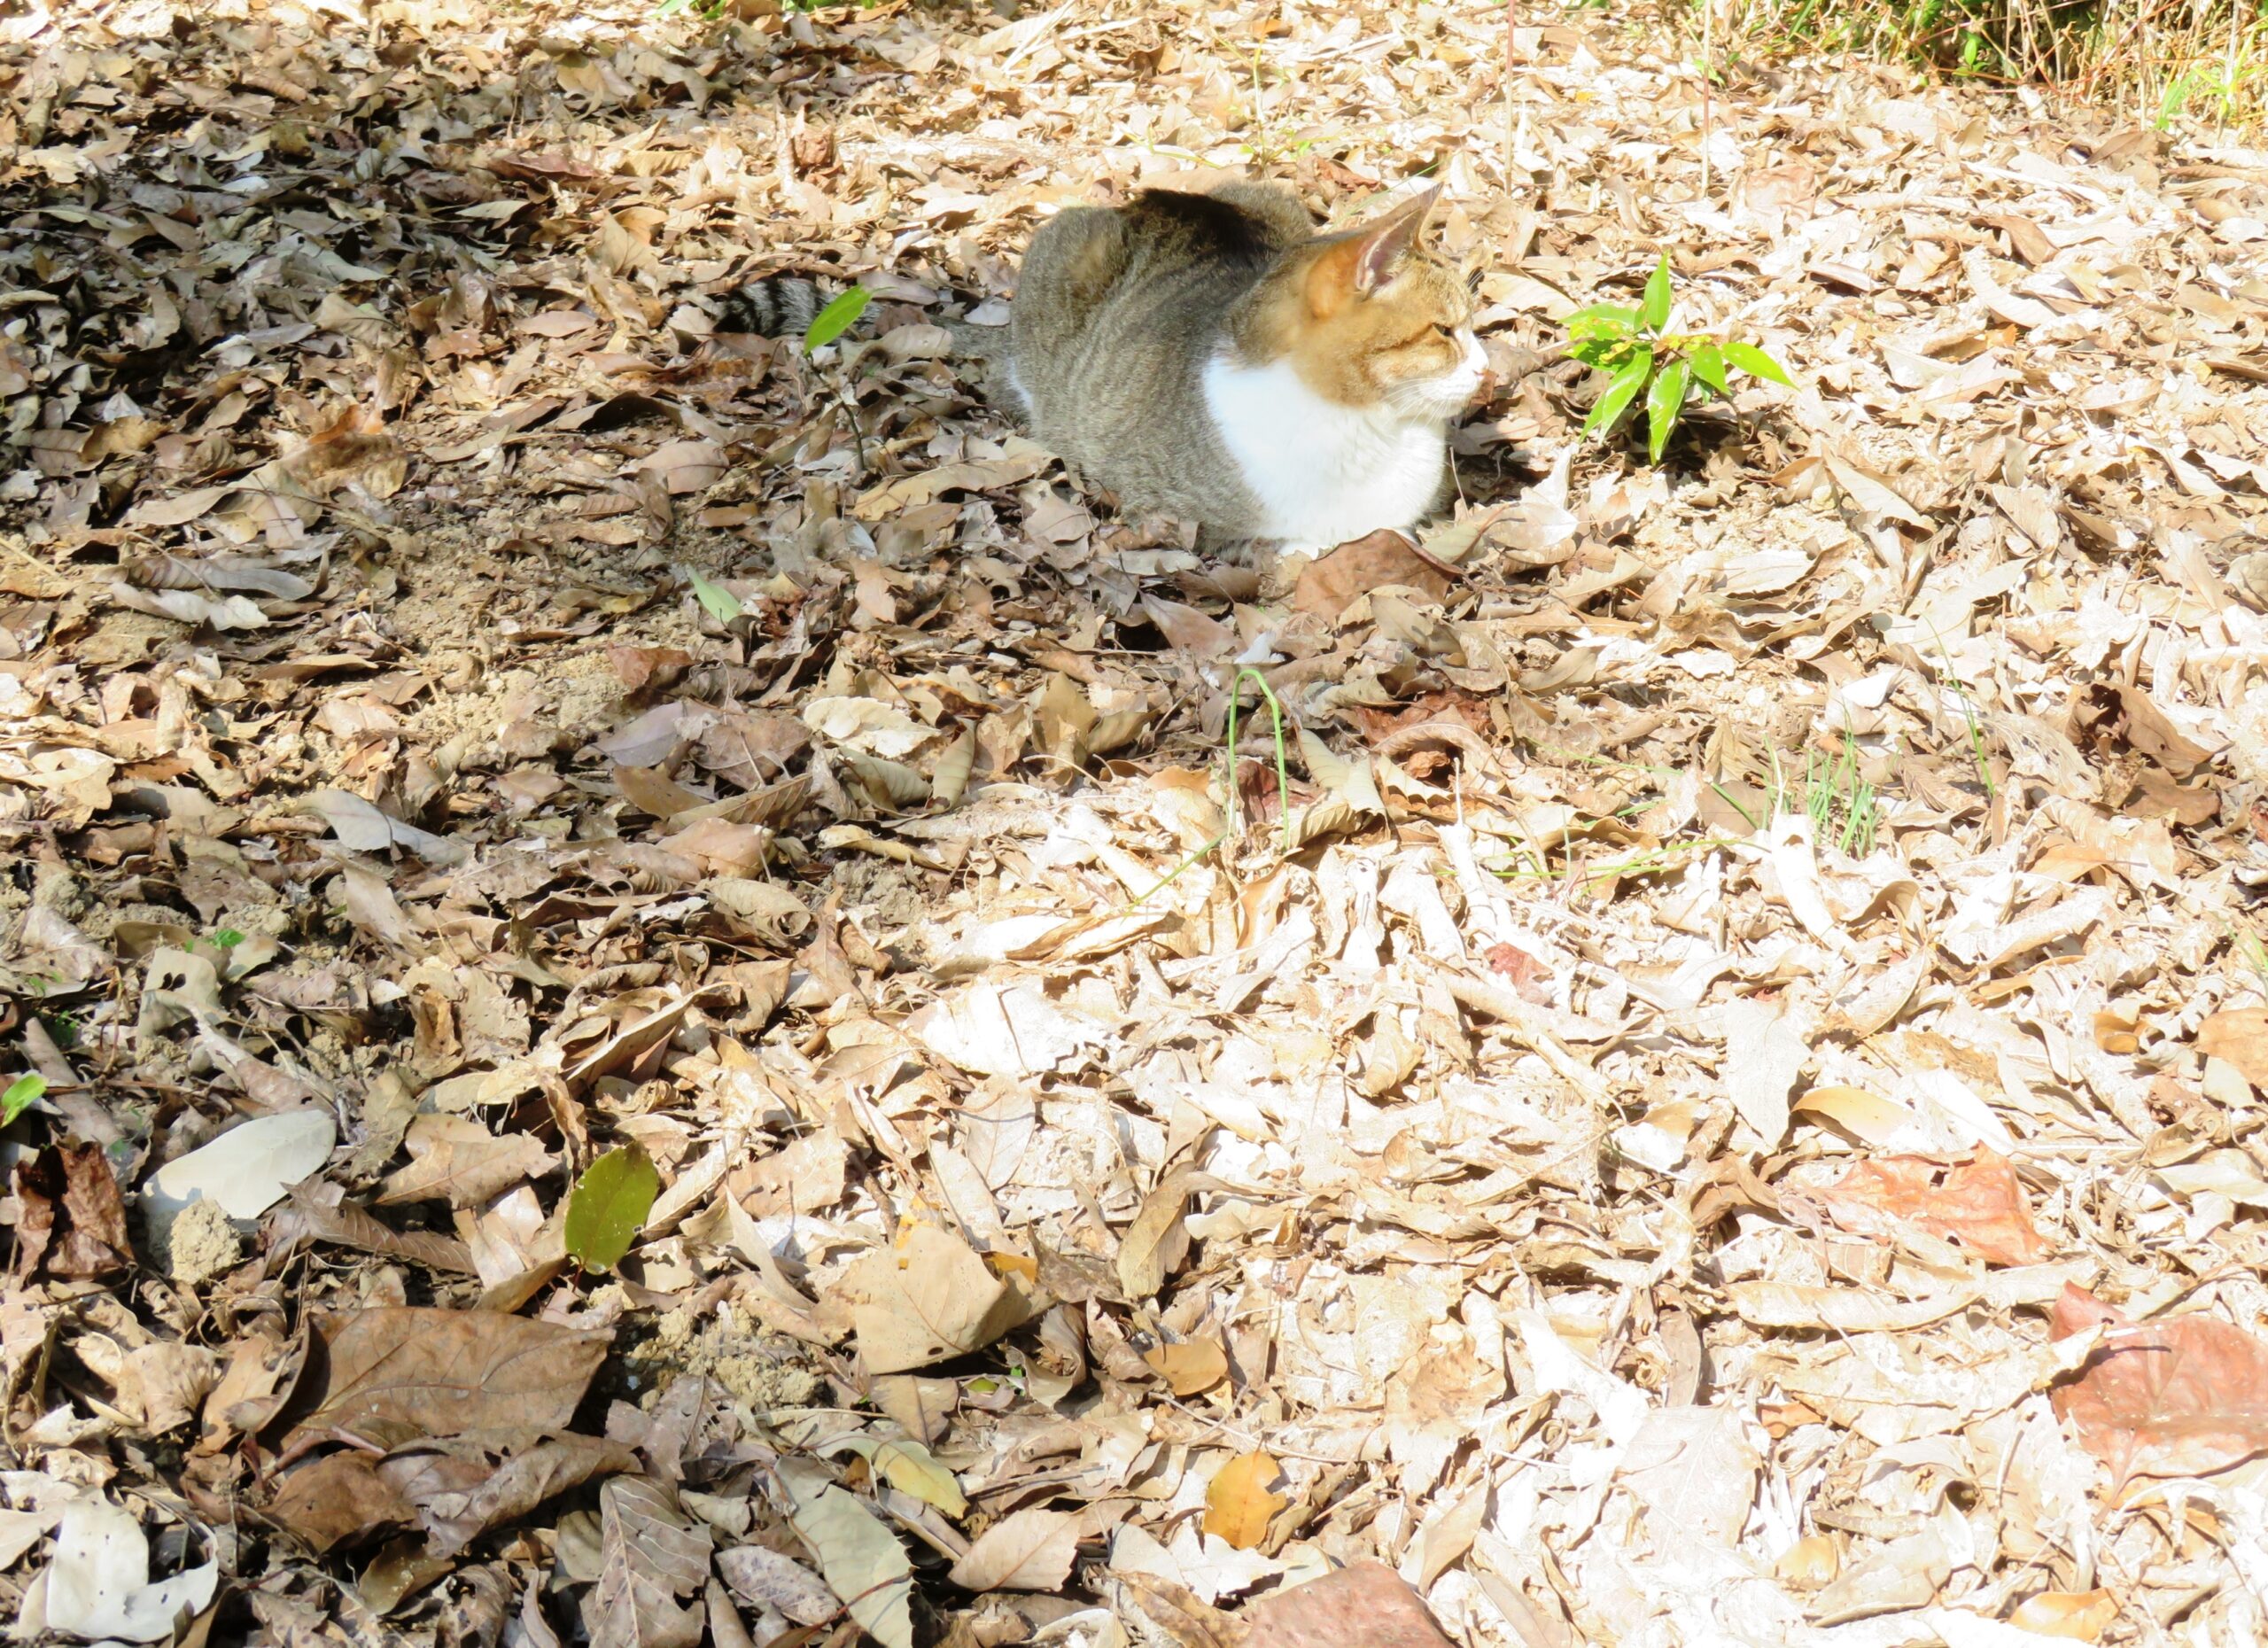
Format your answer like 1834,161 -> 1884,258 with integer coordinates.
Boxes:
41,1499 -> 217,1644
144,1108 -> 336,1221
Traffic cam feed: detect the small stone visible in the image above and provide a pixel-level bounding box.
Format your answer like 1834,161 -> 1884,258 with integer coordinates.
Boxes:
1243,1564 -> 1455,1648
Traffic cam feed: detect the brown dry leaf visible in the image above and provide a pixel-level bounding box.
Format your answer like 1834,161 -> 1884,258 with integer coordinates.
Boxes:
282,1308 -> 611,1449
842,1222 -> 1033,1374
12,1142 -> 134,1281
376,1116 -> 555,1209
638,439 -> 726,496
1116,1166 -> 1195,1300
1244,1563 -> 1455,1648
19,0 -> 2268,1633
1292,532 -> 1452,618
945,1506 -> 1081,1592
2194,1007 -> 2268,1090
1813,1147 -> 2051,1265
1201,1450 -> 1285,1550
426,1437 -> 641,1559
591,1475 -> 710,1648
265,1451 -> 417,1553
1144,1339 -> 1229,1397
2049,1286 -> 2268,1483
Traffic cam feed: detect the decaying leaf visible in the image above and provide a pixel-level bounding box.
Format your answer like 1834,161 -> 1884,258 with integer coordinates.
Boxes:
590,1475 -> 710,1648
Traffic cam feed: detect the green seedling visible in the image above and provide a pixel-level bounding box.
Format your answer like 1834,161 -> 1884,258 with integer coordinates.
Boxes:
804,286 -> 871,354
2,1074 -> 46,1126
1565,255 -> 1792,462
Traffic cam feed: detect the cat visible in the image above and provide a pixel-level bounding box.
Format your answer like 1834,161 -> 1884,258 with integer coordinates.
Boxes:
723,182 -> 1485,554
1006,182 -> 1484,555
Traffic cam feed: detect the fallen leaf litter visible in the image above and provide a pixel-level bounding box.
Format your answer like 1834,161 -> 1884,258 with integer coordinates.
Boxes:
2,0 -> 2268,1643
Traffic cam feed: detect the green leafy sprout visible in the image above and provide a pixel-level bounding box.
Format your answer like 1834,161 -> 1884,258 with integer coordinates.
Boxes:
1565,254 -> 1793,463
3,1074 -> 47,1126
804,285 -> 871,354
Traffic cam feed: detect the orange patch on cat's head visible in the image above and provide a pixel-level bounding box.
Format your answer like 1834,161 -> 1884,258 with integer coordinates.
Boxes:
1234,187 -> 1478,409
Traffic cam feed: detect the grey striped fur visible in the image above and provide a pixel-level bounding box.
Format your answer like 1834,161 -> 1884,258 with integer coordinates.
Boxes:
718,274 -> 829,338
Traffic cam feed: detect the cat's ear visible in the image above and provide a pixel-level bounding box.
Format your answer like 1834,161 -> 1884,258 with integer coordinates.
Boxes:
1306,186 -> 1438,315
1353,185 -> 1438,293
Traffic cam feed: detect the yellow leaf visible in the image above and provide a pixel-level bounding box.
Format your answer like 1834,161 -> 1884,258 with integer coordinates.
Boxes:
1143,1339 -> 1229,1397
871,1438 -> 968,1520
1202,1450 -> 1284,1551
2008,1590 -> 2117,1641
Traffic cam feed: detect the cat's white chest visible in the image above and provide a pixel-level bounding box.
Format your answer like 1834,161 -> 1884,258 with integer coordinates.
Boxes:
1200,355 -> 1447,548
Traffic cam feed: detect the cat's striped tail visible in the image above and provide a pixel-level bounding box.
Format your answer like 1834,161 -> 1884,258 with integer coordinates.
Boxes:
716,274 -> 1006,362
717,274 -> 833,338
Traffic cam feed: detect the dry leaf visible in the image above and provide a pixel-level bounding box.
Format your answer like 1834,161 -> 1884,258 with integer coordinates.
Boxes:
1814,1147 -> 2051,1264
283,1307 -> 611,1449
946,1506 -> 1081,1592
843,1223 -> 1032,1374
2050,1286 -> 2268,1483
1144,1339 -> 1229,1397
1200,1450 -> 1285,1550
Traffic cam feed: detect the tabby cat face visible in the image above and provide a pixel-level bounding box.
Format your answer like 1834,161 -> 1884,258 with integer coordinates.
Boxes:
1237,189 -> 1486,417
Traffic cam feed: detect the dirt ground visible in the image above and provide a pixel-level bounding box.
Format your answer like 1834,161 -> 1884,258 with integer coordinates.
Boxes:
4,0 -> 2268,1643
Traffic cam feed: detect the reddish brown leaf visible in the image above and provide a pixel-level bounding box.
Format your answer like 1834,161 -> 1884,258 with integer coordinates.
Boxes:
12,1142 -> 133,1281
1813,1147 -> 2050,1265
1243,1563 -> 1456,1648
1291,531 -> 1453,619
2050,1285 -> 2268,1484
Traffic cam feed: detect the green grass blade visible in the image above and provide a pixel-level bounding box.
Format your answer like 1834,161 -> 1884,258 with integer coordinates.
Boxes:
2,1074 -> 45,1125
